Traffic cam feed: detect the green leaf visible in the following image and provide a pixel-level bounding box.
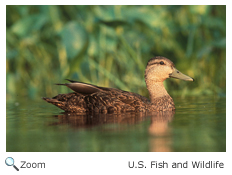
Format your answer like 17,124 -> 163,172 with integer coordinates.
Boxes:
59,22 -> 88,59
11,14 -> 47,37
96,19 -> 128,28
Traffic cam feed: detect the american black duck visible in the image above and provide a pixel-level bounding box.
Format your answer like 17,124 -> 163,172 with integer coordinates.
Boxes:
43,56 -> 194,113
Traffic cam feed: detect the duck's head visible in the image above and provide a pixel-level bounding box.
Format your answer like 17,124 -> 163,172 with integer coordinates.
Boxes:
145,56 -> 194,82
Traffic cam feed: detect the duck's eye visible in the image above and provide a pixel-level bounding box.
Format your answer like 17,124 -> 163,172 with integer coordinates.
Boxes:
160,61 -> 164,65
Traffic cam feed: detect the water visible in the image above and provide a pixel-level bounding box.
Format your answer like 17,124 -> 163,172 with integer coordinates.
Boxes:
6,96 -> 226,152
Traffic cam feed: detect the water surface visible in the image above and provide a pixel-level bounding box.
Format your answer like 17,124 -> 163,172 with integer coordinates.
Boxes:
6,96 -> 226,152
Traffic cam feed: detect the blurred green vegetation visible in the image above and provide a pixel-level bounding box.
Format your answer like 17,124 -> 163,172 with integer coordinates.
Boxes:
6,5 -> 226,100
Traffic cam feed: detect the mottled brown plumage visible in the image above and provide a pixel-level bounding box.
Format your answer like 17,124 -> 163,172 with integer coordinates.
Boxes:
43,56 -> 193,113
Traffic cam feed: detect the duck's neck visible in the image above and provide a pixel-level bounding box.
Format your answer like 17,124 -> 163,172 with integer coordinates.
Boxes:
145,80 -> 171,103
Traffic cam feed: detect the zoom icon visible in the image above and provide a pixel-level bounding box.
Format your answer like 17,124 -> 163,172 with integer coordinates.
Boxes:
5,157 -> 19,171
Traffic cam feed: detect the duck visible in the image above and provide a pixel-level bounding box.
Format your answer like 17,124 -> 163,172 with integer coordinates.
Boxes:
42,56 -> 194,113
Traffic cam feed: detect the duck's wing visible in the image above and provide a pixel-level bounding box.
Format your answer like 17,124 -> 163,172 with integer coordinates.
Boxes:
44,79 -> 151,113
56,79 -> 111,94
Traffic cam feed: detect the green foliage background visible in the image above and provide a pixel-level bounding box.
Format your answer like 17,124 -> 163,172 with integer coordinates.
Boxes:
6,5 -> 226,100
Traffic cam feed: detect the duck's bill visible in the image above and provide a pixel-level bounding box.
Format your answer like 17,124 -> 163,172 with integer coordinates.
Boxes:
169,68 -> 194,81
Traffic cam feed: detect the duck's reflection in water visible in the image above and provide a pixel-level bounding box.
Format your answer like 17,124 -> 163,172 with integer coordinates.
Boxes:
50,112 -> 150,129
50,110 -> 175,151
148,111 -> 174,152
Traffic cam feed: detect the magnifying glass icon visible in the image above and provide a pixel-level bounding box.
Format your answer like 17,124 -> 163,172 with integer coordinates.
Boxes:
5,157 -> 19,171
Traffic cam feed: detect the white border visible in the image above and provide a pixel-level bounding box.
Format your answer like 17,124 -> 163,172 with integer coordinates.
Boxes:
2,2 -> 231,174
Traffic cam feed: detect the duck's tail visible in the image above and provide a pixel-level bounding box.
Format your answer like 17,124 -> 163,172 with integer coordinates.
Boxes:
42,93 -> 87,113
42,97 -> 59,103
